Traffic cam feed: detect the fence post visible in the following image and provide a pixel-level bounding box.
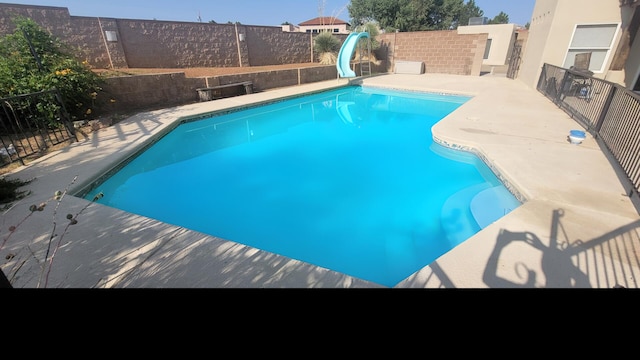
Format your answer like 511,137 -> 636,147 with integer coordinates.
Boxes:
53,89 -> 76,139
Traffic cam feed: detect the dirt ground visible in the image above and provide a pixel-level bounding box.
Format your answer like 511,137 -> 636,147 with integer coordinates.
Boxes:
94,63 -> 327,78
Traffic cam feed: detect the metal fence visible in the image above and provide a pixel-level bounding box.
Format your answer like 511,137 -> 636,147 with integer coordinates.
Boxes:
0,89 -> 75,167
537,63 -> 640,198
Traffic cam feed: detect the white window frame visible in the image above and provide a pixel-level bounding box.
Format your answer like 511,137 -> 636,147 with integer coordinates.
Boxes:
483,39 -> 492,60
562,23 -> 620,73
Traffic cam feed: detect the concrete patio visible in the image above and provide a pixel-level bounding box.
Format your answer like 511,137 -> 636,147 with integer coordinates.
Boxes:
1,73 -> 639,288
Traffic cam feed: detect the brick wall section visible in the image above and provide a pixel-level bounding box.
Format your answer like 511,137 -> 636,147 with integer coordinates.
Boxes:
115,20 -> 237,68
0,3 -> 70,37
0,4 -> 350,69
0,5 -> 127,68
199,65 -> 340,93
91,65 -> 340,115
66,17 -> 128,68
94,72 -> 205,114
0,4 -> 317,69
378,30 -> 487,75
299,65 -> 339,84
245,26 -> 311,66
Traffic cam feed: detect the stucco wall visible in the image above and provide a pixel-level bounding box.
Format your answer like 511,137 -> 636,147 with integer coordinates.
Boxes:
457,23 -> 516,66
519,0 -> 627,89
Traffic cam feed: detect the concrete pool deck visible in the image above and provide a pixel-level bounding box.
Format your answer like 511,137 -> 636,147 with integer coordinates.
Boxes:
2,73 -> 639,288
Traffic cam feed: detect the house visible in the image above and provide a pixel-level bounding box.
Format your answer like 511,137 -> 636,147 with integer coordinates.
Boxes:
519,0 -> 640,91
297,16 -> 350,34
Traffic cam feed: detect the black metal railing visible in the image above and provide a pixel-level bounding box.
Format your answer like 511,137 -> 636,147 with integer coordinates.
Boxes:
537,63 -> 640,198
0,89 -> 75,167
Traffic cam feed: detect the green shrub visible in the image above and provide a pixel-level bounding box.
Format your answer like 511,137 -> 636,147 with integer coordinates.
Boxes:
0,177 -> 31,206
313,31 -> 341,55
0,16 -> 104,122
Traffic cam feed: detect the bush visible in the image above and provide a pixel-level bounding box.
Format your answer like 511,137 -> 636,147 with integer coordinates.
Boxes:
0,16 -> 104,122
0,177 -> 31,206
313,31 -> 341,56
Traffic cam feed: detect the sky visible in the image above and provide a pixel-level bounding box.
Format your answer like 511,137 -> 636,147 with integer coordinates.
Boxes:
2,0 -> 537,27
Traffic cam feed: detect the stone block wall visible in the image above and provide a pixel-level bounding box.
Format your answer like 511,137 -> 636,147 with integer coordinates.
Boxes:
0,3 -> 70,37
1,3 -> 487,76
94,72 -> 205,115
0,4 -> 321,69
66,16 -> 127,68
378,30 -> 488,75
245,26 -> 312,66
92,65 -> 342,116
116,20 -> 242,68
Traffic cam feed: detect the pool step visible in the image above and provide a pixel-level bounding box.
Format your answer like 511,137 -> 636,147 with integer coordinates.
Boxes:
470,186 -> 521,229
441,184 -> 521,245
441,183 -> 487,244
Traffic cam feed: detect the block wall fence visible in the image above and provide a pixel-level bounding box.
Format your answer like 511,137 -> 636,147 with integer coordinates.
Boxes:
0,3 -> 488,114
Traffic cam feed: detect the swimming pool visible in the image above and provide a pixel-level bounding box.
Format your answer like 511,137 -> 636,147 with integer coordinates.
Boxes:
82,85 -> 521,287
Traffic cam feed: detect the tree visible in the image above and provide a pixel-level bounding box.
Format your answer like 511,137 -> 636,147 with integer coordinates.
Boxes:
356,21 -> 381,50
348,0 -> 467,33
0,16 -> 104,121
488,11 -> 510,24
457,0 -> 484,28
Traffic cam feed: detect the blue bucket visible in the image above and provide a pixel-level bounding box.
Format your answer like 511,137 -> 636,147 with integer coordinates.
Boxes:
569,130 -> 586,138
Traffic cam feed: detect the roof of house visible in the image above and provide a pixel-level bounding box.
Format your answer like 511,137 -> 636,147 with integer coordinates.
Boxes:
298,17 -> 350,26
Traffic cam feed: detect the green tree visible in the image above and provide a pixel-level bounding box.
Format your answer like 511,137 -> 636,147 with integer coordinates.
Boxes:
457,0 -> 484,28
0,16 -> 104,121
348,0 -> 467,33
358,21 -> 381,49
488,11 -> 510,24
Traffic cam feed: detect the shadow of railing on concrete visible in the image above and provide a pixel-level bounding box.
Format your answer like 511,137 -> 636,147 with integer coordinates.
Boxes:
412,208 -> 640,288
481,209 -> 640,288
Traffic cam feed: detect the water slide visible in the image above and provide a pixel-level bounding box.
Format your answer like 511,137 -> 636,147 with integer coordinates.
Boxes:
337,32 -> 369,78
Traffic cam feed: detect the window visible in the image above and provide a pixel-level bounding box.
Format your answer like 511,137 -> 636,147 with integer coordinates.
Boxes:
483,39 -> 492,60
333,28 -> 339,33
563,24 -> 619,73
312,29 -> 318,33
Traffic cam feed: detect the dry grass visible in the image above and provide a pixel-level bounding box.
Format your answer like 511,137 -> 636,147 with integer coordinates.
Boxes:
318,52 -> 337,65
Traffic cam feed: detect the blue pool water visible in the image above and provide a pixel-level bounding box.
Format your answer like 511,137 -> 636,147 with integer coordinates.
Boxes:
83,85 -> 521,287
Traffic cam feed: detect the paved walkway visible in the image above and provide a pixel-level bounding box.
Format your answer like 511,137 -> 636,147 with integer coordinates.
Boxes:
2,73 -> 639,288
